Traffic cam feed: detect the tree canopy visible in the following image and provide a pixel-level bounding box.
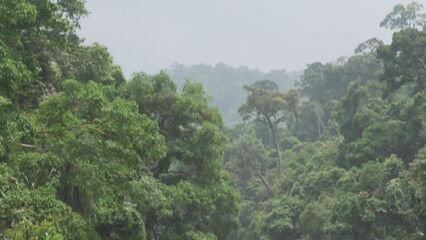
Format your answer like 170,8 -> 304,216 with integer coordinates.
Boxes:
0,1 -> 238,239
225,3 -> 426,239
1,1 -> 426,240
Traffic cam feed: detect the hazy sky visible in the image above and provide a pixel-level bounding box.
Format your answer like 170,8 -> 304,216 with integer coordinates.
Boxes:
78,0 -> 419,76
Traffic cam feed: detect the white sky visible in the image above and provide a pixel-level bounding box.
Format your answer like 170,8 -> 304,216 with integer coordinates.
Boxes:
78,0 -> 422,76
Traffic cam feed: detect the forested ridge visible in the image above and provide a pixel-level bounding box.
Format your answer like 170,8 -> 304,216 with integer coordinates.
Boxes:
0,1 -> 426,240
167,64 -> 300,125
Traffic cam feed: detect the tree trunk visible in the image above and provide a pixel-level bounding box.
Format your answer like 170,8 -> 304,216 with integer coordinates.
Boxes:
315,107 -> 322,137
314,103 -> 325,138
255,170 -> 272,199
266,117 -> 283,175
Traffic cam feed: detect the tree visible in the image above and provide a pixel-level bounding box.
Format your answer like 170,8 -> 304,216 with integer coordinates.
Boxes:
249,195 -> 303,240
380,2 -> 426,30
121,72 -> 225,181
296,53 -> 383,141
29,79 -> 166,238
226,125 -> 273,198
334,81 -> 370,143
377,28 -> 426,96
58,43 -> 125,86
121,72 -> 239,239
167,63 -> 300,125
0,40 -> 32,99
239,80 -> 299,175
0,0 -> 88,109
354,38 -> 384,54
413,146 -> 426,213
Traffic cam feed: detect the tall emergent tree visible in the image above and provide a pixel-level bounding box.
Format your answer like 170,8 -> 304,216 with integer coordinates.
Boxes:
239,80 -> 299,175
380,1 -> 426,30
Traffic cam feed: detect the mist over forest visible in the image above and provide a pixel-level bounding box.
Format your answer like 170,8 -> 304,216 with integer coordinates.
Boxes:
1,1 -> 426,240
167,63 -> 301,125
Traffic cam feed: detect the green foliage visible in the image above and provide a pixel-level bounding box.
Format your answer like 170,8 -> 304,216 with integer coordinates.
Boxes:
168,63 -> 300,125
0,71 -> 239,239
355,38 -> 384,54
378,28 -> 426,96
95,202 -> 146,240
121,72 -> 239,239
225,126 -> 271,194
1,186 -> 89,239
58,43 -> 126,86
245,196 -> 303,240
380,1 -> 426,30
239,80 -> 299,175
299,200 -> 332,239
325,192 -> 388,239
334,81 -> 370,143
2,1 -> 426,239
228,5 -> 426,239
0,40 -> 32,98
295,53 -> 383,141
6,219 -> 65,240
413,146 -> 426,205
239,80 -> 299,124
0,0 -> 88,109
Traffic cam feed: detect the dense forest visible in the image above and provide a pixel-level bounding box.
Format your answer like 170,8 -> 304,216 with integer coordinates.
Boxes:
0,0 -> 426,240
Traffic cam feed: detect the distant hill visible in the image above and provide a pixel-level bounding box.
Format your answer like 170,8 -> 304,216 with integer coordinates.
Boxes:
167,63 -> 301,125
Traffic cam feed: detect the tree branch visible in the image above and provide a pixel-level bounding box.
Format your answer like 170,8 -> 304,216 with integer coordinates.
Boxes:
255,170 -> 272,199
20,143 -> 42,152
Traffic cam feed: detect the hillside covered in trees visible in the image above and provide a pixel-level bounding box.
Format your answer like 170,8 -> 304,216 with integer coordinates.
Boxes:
0,1 -> 237,239
225,2 -> 426,239
1,1 -> 426,240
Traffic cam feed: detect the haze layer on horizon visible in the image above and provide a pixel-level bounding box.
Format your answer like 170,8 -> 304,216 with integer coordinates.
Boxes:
78,0 -> 416,76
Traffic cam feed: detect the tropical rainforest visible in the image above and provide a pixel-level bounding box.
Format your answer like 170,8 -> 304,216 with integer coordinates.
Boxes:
0,0 -> 426,240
